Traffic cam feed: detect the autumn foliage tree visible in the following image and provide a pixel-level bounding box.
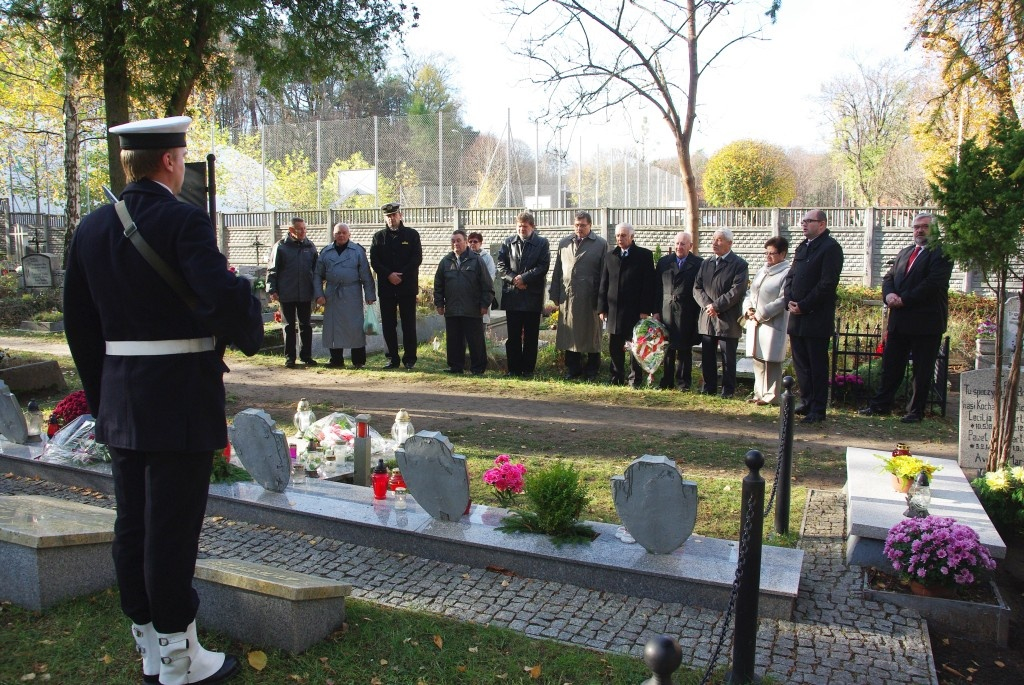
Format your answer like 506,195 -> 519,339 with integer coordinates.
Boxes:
702,140 -> 796,207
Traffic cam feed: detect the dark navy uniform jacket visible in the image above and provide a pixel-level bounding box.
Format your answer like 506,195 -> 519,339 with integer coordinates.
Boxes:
64,179 -> 263,452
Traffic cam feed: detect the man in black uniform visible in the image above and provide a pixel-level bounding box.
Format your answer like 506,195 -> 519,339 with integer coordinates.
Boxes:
370,202 -> 423,369
64,116 -> 261,685
267,217 -> 319,368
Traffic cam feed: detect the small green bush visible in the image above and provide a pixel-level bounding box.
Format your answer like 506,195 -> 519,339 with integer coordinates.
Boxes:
972,467 -> 1024,534
500,461 -> 593,543
32,309 -> 63,322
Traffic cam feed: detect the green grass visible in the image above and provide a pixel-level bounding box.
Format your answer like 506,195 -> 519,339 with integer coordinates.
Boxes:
0,588 -> 723,684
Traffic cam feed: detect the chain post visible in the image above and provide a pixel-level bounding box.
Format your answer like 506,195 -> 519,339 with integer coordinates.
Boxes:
727,450 -> 765,685
640,635 -> 682,684
775,376 -> 795,535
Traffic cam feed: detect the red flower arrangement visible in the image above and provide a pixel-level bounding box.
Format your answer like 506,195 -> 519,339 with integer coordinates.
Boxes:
50,390 -> 89,427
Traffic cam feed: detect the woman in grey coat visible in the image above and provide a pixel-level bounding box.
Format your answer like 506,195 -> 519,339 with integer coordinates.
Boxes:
743,236 -> 791,404
314,223 -> 376,368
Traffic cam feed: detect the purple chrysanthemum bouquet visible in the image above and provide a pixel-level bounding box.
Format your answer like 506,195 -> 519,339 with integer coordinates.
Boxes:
883,515 -> 996,591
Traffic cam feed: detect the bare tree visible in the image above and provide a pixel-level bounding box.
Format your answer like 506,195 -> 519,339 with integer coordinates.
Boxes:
504,0 -> 781,248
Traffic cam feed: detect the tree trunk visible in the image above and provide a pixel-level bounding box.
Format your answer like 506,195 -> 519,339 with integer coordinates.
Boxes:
62,87 -> 80,269
681,0 -> 700,250
986,270 -> 1009,472
102,1 -> 130,194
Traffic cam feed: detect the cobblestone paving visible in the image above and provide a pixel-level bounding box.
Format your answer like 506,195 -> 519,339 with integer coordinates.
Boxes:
2,476 -> 937,684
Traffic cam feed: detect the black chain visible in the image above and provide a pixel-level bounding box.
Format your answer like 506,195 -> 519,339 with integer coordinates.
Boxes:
762,398 -> 792,519
697,491 -> 758,685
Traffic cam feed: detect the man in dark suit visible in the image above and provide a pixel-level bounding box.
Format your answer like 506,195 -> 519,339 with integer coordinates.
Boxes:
655,231 -> 702,390
495,211 -> 551,377
860,214 -> 953,423
370,202 -> 423,369
785,209 -> 845,424
599,223 -> 657,387
64,116 -> 260,684
693,228 -> 749,398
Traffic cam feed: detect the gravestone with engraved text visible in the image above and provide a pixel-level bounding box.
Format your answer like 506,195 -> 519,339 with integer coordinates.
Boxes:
958,368 -> 1024,471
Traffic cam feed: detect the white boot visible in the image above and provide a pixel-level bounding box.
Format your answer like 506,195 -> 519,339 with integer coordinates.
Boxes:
131,622 -> 161,684
157,620 -> 239,685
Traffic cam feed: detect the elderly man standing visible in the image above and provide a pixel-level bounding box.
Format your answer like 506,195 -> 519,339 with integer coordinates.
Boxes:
599,223 -> 656,387
496,212 -> 550,377
549,211 -> 609,381
370,202 -> 423,370
655,231 -> 702,390
785,209 -> 844,424
315,223 -> 376,369
860,213 -> 953,423
267,217 -> 319,368
693,229 -> 748,398
434,229 -> 494,375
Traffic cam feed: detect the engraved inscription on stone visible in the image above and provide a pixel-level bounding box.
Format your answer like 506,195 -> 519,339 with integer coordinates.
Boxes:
612,455 -> 698,554
194,558 -> 349,601
21,253 -> 55,288
959,368 -> 1024,470
0,495 -> 115,548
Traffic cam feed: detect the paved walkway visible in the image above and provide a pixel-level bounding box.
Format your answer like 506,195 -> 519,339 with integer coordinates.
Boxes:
1,475 -> 937,684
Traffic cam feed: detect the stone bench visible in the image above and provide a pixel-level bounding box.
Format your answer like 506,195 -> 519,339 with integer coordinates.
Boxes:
193,558 -> 351,653
844,446 -> 1006,569
0,495 -> 117,610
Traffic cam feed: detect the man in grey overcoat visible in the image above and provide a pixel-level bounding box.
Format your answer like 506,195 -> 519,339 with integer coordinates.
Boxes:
315,223 -> 376,368
549,211 -> 609,381
693,228 -> 749,398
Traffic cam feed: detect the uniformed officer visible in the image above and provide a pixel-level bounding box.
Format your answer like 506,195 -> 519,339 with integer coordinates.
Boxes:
369,202 -> 423,369
64,115 -> 260,685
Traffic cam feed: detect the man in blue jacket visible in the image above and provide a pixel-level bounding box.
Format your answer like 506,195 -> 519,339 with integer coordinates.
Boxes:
370,203 -> 423,369
267,217 -> 319,368
65,115 -> 260,685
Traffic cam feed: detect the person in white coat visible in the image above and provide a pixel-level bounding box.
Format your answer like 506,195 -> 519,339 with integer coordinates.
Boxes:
743,236 -> 791,405
315,223 -> 376,368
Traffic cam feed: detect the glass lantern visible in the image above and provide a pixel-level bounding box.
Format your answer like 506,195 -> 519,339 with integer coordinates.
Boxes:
391,408 -> 415,446
25,399 -> 43,438
905,471 -> 931,518
293,398 -> 316,435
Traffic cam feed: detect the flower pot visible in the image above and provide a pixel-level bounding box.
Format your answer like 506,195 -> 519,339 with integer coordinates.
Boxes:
891,474 -> 912,493
909,580 -> 956,599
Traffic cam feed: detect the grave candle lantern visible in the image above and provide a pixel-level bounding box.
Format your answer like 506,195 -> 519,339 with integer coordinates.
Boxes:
391,408 -> 415,446
25,400 -> 42,438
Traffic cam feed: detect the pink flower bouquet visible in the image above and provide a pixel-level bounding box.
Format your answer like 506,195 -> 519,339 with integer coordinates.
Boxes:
483,454 -> 526,507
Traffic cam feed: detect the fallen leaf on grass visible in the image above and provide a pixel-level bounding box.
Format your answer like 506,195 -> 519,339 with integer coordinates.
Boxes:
248,651 -> 268,671
468,647 -> 478,653
433,634 -> 444,649
525,664 -> 542,678
370,677 -> 383,685
19,674 -> 35,682
100,654 -> 112,664
380,659 -> 388,666
457,665 -> 467,672
995,660 -> 1005,667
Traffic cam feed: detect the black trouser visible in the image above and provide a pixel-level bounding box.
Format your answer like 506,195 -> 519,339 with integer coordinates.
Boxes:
445,316 -> 487,373
504,310 -> 542,376
110,447 -> 214,633
281,300 -> 313,362
700,335 -> 739,396
329,347 -> 366,367
609,332 -> 645,387
661,345 -> 693,389
790,334 -> 831,416
564,351 -> 601,379
870,331 -> 941,418
379,292 -> 418,366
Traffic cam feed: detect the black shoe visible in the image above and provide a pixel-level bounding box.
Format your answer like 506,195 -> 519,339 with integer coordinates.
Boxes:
301,358 -> 318,367
720,392 -> 734,399
801,413 -> 826,424
678,384 -> 691,391
352,364 -> 364,370
284,359 -> 296,369
443,368 -> 463,374
382,362 -> 400,370
900,413 -> 923,424
198,653 -> 240,684
326,361 -> 345,369
794,403 -> 811,416
858,406 -> 891,417
563,372 -> 582,381
404,362 -> 415,370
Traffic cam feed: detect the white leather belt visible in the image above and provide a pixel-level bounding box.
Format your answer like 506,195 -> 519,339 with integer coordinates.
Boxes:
105,337 -> 216,356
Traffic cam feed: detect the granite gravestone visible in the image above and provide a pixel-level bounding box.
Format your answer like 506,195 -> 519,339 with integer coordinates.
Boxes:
0,380 -> 29,444
228,408 -> 291,492
395,431 -> 469,521
612,455 -> 698,554
959,368 -> 1024,471
21,253 -> 55,289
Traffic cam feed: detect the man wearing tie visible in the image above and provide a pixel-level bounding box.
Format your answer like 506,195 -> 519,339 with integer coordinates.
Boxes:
599,223 -> 657,387
693,229 -> 748,398
655,231 -> 702,390
860,213 -> 953,423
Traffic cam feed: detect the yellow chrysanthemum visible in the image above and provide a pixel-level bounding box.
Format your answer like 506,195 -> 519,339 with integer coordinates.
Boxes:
985,469 -> 1009,491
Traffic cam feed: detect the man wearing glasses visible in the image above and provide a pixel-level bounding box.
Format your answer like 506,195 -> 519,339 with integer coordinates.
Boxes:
784,210 -> 844,424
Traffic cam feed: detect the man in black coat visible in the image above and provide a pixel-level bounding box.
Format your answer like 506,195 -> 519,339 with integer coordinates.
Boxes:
64,116 -> 260,684
860,214 -> 953,422
599,223 -> 657,387
267,217 -> 318,367
784,209 -> 845,424
370,202 -> 423,369
495,211 -> 551,377
655,231 -> 702,390
693,229 -> 749,398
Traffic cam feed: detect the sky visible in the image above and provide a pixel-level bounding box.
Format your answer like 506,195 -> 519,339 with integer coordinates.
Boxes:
399,0 -> 924,160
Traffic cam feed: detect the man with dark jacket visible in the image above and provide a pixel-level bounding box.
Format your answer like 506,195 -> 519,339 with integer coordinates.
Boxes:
267,217 -> 318,368
64,115 -> 260,685
693,228 -> 749,398
599,223 -> 657,388
495,211 -> 551,377
785,209 -> 845,424
655,231 -> 702,390
860,214 -> 953,422
434,230 -> 495,375
370,202 -> 423,369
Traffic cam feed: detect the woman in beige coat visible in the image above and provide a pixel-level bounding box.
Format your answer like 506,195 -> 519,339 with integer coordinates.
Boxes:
743,236 -> 791,404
